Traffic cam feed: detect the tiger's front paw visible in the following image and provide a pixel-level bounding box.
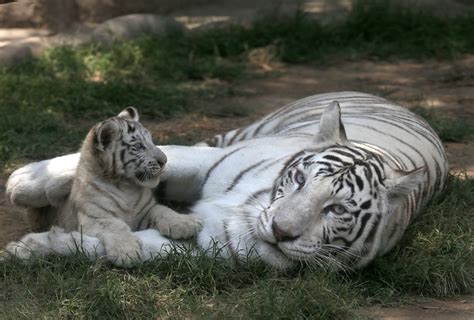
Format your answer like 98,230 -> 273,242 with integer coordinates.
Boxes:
103,235 -> 144,268
156,212 -> 203,240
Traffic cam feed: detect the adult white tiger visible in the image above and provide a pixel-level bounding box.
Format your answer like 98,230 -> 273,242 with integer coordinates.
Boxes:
5,92 -> 448,269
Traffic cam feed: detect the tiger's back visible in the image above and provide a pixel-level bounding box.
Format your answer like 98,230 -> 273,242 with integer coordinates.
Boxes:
206,92 -> 448,217
193,92 -> 448,263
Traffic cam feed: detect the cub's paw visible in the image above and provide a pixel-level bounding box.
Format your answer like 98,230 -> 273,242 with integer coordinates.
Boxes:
156,212 -> 203,240
103,235 -> 144,268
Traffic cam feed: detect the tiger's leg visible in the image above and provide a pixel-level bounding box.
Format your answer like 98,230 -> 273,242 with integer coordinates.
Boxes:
133,229 -> 191,260
6,153 -> 80,208
6,146 -> 222,208
138,204 -> 202,240
79,213 -> 144,268
3,228 -> 190,263
3,226 -> 104,261
157,145 -> 224,202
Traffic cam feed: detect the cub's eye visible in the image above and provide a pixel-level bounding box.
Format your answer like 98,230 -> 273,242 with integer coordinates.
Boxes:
294,171 -> 305,186
324,204 -> 348,215
134,142 -> 145,149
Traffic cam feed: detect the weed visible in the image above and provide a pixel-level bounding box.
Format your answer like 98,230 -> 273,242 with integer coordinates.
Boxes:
412,107 -> 474,142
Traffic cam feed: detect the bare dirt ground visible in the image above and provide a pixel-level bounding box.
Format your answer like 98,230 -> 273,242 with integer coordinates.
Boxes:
368,296 -> 474,320
152,54 -> 474,174
1,56 -> 473,318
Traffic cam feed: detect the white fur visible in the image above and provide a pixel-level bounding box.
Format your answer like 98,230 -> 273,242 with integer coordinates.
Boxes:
4,92 -> 448,269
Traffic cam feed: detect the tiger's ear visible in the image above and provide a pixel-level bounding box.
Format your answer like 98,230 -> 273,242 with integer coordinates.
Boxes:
384,166 -> 426,205
118,107 -> 139,122
314,101 -> 348,144
95,120 -> 120,151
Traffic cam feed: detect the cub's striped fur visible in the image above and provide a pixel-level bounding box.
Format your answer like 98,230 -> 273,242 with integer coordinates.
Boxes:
6,108 -> 201,267
5,92 -> 448,270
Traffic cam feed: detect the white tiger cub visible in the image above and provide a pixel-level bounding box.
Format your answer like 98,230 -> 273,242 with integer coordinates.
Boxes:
5,92 -> 448,270
5,107 -> 201,267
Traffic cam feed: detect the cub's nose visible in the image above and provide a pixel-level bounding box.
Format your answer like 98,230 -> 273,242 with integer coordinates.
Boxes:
272,220 -> 300,242
154,148 -> 167,167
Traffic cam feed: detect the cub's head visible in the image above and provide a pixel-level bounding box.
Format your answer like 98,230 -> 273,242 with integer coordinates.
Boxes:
256,102 -> 425,270
90,107 -> 167,188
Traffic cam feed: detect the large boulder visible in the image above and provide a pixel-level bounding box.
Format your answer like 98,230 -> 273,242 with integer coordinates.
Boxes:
91,14 -> 185,45
0,37 -> 46,67
0,1 -> 41,28
0,0 -> 216,29
0,0 -> 78,30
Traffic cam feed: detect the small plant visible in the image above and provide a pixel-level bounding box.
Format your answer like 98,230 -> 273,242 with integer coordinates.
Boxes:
412,107 -> 474,142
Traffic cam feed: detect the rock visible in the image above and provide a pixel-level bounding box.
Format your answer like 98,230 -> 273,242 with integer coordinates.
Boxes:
36,0 -> 79,31
0,0 -> 79,30
1,41 -> 33,67
91,14 -> 185,45
0,1 -> 41,28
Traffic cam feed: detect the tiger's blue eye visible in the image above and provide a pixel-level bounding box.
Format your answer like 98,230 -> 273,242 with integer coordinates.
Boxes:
324,204 -> 347,215
295,171 -> 305,185
134,142 -> 145,149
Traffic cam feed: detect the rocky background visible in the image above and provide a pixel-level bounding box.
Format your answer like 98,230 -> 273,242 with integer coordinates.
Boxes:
1,0 -> 474,67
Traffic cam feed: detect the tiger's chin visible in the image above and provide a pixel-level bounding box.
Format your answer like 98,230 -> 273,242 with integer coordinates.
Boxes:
258,238 -> 341,270
133,172 -> 161,189
257,240 -> 295,270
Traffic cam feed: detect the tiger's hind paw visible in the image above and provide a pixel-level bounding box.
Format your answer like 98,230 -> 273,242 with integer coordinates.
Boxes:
3,232 -> 52,260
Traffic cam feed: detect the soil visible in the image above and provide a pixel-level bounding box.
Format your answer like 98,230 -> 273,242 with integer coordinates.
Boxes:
1,56 -> 473,319
151,54 -> 474,175
368,296 -> 474,320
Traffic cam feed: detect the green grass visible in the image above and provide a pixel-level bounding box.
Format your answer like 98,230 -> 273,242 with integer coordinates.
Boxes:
412,107 -> 474,142
173,0 -> 474,62
0,40 -> 243,170
1,175 -> 472,319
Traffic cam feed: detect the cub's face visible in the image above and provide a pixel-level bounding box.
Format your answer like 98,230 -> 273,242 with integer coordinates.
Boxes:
95,107 -> 167,188
116,120 -> 167,188
256,146 -> 424,269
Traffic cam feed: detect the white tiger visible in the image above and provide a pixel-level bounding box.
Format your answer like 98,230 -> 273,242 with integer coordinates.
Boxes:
5,107 -> 201,267
4,92 -> 448,270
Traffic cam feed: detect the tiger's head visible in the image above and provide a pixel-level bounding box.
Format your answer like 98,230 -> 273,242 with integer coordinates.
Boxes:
89,107 -> 167,188
256,101 -> 426,269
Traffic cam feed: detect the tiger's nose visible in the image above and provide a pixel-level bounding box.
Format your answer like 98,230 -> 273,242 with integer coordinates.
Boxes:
272,220 -> 300,242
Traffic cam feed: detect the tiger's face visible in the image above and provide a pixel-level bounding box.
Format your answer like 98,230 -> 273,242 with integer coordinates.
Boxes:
257,147 -> 391,269
255,102 -> 425,269
94,107 -> 167,188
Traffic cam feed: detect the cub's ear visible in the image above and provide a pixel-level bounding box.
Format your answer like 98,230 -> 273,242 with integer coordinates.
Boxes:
385,166 -> 426,206
95,120 -> 120,151
314,101 -> 348,144
118,106 -> 139,122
